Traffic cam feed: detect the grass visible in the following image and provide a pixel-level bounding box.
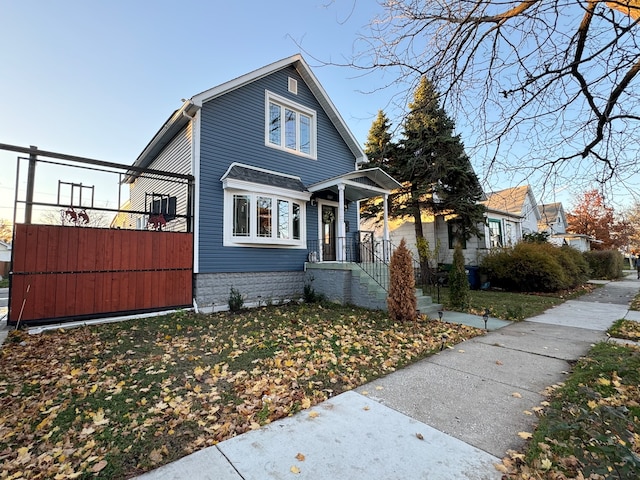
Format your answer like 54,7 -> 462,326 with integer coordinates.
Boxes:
0,302 -> 482,479
499,288 -> 640,479
608,319 -> 640,341
630,290 -> 640,311
431,283 -> 597,321
0,277 -> 8,288
500,342 -> 640,479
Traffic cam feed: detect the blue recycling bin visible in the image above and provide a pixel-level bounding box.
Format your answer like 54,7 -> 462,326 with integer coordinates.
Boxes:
465,266 -> 480,290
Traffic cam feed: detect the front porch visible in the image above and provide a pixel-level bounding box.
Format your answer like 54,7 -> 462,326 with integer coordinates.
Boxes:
304,235 -> 442,316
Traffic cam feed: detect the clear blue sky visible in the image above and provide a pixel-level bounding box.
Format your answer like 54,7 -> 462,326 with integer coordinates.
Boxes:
0,0 -> 401,220
0,0 -> 625,223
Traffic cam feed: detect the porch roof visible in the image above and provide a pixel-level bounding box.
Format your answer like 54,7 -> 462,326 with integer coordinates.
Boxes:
307,168 -> 402,202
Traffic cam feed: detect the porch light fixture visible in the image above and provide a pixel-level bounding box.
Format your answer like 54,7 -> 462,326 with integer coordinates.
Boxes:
483,308 -> 490,330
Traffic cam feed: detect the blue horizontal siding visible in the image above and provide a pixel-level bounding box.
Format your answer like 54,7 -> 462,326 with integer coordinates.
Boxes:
198,65 -> 358,273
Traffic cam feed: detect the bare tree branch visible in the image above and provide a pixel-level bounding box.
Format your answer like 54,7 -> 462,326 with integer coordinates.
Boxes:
339,0 -> 640,194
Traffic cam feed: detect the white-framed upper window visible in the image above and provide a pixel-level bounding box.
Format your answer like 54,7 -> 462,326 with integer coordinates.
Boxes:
266,90 -> 316,158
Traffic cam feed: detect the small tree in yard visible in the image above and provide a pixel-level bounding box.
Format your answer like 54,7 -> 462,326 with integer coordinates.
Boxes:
387,238 -> 417,322
449,243 -> 470,310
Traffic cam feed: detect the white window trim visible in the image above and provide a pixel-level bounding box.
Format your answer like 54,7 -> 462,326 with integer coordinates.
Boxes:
223,185 -> 310,248
265,90 -> 317,159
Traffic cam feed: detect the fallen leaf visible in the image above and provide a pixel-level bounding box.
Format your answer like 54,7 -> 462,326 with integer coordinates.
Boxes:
416,433 -> 424,440
458,349 -> 465,353
92,460 -> 108,473
523,410 -> 533,416
290,465 -> 300,474
92,408 -> 109,426
518,431 -> 533,439
149,448 -> 164,465
375,386 -> 384,390
295,453 -> 305,461
540,458 -> 552,470
363,405 -> 370,411
495,360 -> 503,365
512,392 -> 522,398
301,398 -> 311,409
308,411 -> 319,418
494,463 -> 508,473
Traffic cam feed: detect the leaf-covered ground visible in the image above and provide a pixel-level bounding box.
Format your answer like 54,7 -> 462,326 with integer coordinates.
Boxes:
498,342 -> 640,479
0,304 -> 481,479
608,319 -> 640,342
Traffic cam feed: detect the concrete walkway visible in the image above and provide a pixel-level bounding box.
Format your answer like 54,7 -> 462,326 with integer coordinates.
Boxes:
133,274 -> 640,480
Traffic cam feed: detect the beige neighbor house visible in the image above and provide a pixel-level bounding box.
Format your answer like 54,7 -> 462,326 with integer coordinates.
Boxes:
359,210 -> 486,267
360,185 -> 552,272
481,185 -> 541,247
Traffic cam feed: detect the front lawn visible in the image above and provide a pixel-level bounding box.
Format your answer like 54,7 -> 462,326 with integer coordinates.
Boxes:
433,286 -> 586,321
0,303 -> 481,479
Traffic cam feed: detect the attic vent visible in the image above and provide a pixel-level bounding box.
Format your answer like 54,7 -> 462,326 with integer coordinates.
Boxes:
288,77 -> 298,94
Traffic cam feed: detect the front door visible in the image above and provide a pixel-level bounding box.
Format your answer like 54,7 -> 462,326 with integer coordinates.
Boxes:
321,205 -> 336,261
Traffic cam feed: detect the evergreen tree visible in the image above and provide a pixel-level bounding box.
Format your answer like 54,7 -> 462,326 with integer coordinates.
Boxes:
387,238 -> 417,322
364,110 -> 394,168
449,242 -> 470,310
394,77 -> 485,243
360,110 -> 395,220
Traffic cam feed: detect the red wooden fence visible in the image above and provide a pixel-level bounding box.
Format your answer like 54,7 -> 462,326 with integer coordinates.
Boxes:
9,224 -> 193,325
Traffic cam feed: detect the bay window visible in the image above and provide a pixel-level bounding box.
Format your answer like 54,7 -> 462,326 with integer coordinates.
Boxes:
224,190 -> 306,247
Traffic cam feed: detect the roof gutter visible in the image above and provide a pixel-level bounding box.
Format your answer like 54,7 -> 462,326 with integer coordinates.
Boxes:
129,100 -> 200,176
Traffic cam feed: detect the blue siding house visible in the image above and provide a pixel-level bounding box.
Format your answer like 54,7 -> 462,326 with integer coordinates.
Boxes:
129,55 -> 400,311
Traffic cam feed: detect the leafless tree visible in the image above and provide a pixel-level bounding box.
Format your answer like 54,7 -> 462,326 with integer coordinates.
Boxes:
342,0 -> 640,197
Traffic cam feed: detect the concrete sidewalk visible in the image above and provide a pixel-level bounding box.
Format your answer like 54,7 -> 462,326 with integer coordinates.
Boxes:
133,275 -> 639,480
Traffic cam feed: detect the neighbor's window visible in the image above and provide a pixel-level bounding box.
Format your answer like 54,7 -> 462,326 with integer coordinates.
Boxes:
488,219 -> 502,248
448,221 -> 467,249
266,91 -> 316,158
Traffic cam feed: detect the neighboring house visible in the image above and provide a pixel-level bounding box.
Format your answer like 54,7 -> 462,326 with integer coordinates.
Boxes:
482,186 -> 541,246
109,199 -> 131,229
550,233 -> 593,252
538,202 -> 567,234
538,202 -> 594,251
127,55 -> 400,311
0,240 -> 11,279
360,212 -> 486,266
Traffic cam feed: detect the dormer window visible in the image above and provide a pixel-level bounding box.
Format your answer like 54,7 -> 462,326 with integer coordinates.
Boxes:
266,91 -> 316,158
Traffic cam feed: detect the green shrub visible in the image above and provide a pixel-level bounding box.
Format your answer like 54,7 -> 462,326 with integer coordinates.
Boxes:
583,250 -> 624,279
448,242 -> 470,309
557,245 -> 590,285
387,238 -> 417,322
480,242 -> 587,293
228,287 -> 244,312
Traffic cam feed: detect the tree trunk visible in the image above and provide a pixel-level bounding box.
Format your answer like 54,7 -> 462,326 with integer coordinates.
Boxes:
411,196 -> 430,289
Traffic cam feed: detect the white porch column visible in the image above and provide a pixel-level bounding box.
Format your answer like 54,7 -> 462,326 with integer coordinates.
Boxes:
337,183 -> 346,261
383,193 -> 390,262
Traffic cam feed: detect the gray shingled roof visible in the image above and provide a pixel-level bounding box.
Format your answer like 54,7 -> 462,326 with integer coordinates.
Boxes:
224,164 -> 308,192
